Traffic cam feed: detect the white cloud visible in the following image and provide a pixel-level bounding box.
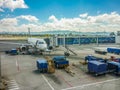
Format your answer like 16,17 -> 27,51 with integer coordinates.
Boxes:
0,12 -> 120,32
0,18 -> 18,26
49,15 -> 58,22
79,13 -> 88,18
0,0 -> 28,11
17,15 -> 39,22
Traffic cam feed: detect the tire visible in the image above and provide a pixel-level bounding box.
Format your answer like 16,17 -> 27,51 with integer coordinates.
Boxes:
95,73 -> 98,76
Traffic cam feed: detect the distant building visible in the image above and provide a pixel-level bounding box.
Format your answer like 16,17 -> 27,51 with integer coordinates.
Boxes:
116,31 -> 120,44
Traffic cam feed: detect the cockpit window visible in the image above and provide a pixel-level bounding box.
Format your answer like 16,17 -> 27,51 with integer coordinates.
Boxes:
39,42 -> 44,44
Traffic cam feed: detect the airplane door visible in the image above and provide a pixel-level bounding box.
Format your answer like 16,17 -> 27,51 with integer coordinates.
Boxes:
35,40 -> 39,48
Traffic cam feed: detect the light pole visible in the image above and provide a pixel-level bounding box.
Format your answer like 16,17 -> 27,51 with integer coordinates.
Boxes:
79,29 -> 81,45
96,25 -> 100,46
28,27 -> 31,38
0,52 -> 1,83
0,52 -> 4,89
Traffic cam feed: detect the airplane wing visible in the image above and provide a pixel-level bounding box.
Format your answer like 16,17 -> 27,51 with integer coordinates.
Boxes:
0,41 -> 30,46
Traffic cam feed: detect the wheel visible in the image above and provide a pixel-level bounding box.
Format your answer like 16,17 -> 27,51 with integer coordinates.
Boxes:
64,52 -> 70,56
95,73 -> 98,76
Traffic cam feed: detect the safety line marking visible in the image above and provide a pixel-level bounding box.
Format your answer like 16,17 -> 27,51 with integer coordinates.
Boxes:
57,74 -> 73,87
42,75 -> 55,90
62,78 -> 120,90
7,79 -> 19,90
16,60 -> 20,71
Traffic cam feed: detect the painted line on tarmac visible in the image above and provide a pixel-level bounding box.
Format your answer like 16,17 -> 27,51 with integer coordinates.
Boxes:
62,78 -> 120,90
57,73 -> 73,87
42,75 -> 55,90
16,60 -> 20,71
7,79 -> 19,90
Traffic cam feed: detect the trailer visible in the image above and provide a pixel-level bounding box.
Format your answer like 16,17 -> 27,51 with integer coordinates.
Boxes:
95,49 -> 107,55
107,61 -> 120,75
88,61 -> 107,76
52,56 -> 69,68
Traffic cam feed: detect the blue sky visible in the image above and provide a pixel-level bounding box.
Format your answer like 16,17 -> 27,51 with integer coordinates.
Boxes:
1,0 -> 120,22
0,0 -> 120,32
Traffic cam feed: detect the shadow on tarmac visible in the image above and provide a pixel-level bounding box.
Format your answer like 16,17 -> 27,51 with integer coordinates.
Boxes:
45,74 -> 62,85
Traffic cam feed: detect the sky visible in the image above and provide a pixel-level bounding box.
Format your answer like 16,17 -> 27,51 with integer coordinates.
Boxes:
0,0 -> 120,32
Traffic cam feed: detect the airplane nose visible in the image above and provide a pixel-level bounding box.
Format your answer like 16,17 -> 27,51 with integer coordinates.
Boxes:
39,44 -> 47,50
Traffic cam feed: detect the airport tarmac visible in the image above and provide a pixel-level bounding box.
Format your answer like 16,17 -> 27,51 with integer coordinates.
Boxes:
1,41 -> 120,90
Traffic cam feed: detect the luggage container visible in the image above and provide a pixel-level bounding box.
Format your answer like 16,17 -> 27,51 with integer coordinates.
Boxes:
114,49 -> 120,55
107,48 -> 120,54
85,55 -> 96,61
52,56 -> 69,68
85,55 -> 103,62
53,56 -> 66,61
107,48 -> 116,53
107,61 -> 120,74
55,60 -> 69,68
37,59 -> 48,72
107,48 -> 113,53
88,61 -> 107,76
10,49 -> 18,55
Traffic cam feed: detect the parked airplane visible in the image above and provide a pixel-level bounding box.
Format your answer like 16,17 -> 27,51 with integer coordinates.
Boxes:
27,38 -> 48,51
0,37 -> 71,56
0,38 -> 52,54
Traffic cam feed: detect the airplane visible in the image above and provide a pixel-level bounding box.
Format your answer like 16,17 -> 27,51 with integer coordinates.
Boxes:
27,38 -> 48,51
0,37 -> 53,54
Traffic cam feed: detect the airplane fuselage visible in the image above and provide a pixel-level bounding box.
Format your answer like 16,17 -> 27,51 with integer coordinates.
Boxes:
27,38 -> 47,51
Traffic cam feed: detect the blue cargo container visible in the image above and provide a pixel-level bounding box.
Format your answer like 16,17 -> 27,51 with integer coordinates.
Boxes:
55,60 -> 69,68
85,55 -> 96,61
52,56 -> 69,68
88,61 -> 107,76
10,49 -> 18,55
107,61 -> 120,74
53,56 -> 66,61
107,48 -> 115,53
107,48 -> 111,53
85,55 -> 103,62
36,59 -> 48,72
114,49 -> 120,55
107,48 -> 120,54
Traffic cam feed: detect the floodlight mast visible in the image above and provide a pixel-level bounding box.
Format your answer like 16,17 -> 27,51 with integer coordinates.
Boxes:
0,52 -> 2,83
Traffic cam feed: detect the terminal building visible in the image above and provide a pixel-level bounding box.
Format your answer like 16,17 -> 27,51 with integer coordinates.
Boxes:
116,31 -> 120,44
